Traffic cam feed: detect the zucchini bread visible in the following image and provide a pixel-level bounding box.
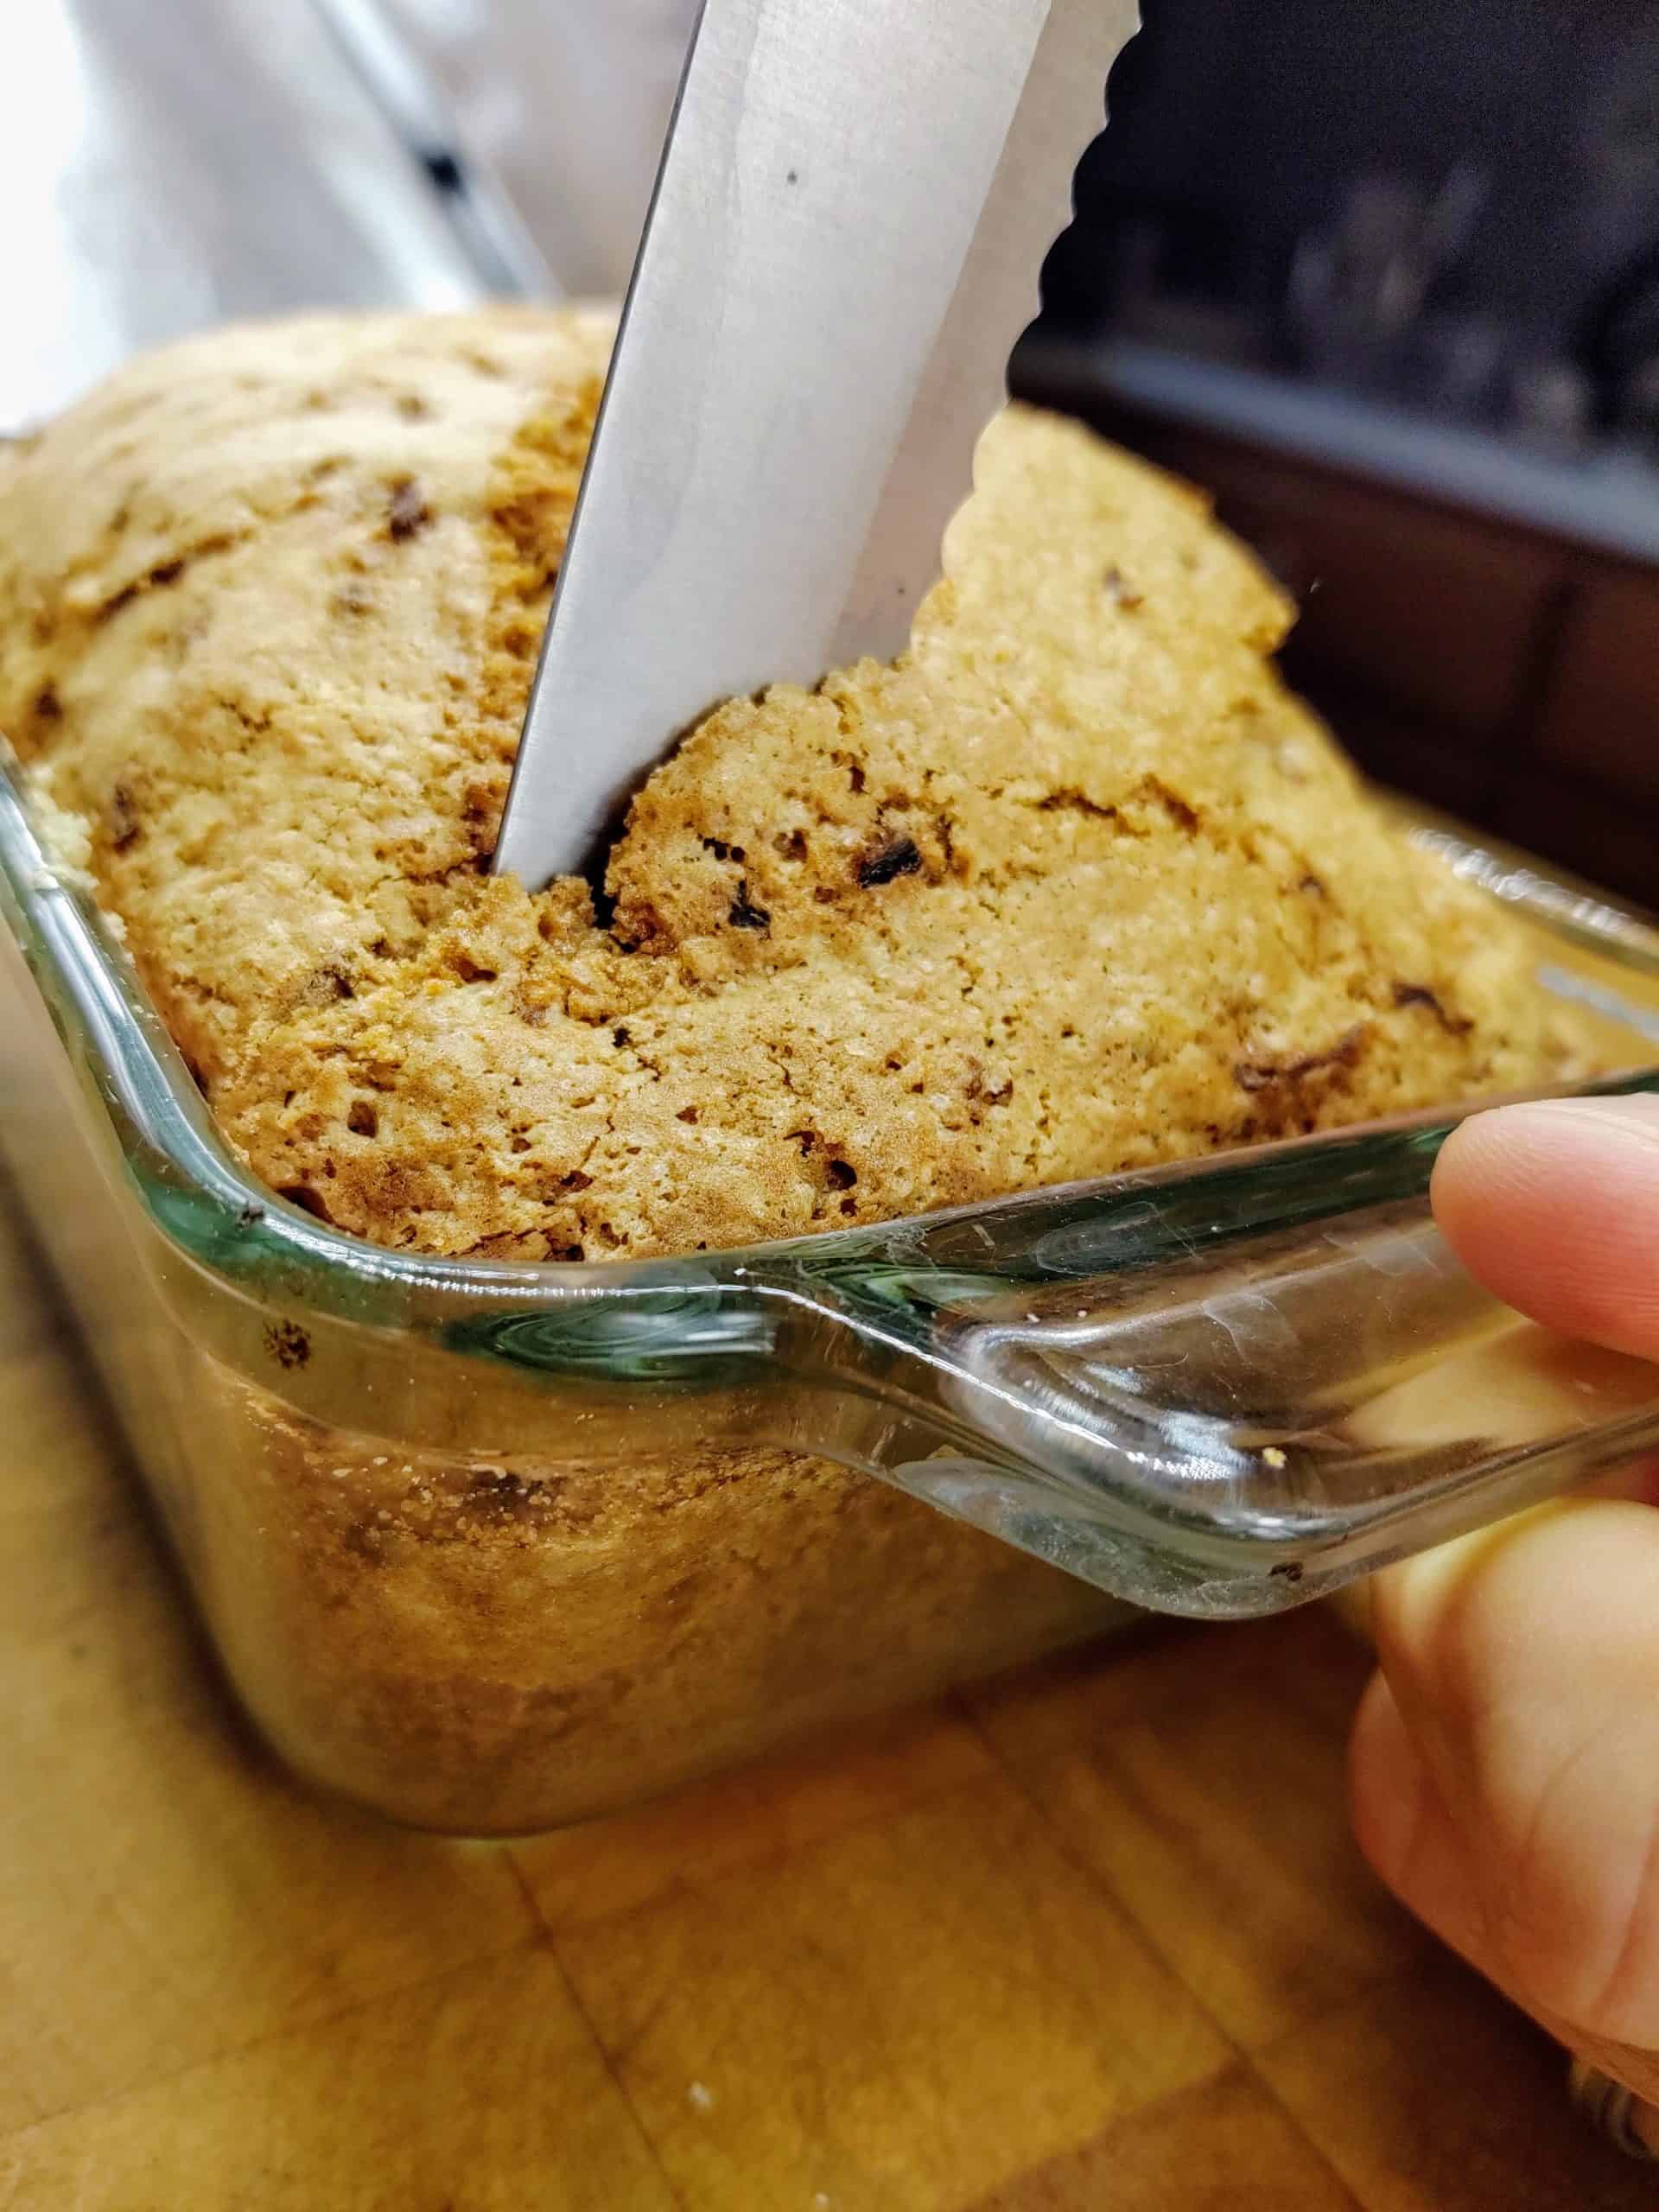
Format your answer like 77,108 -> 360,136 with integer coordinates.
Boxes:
0,307 -> 1593,1263
0,308 -> 1605,1832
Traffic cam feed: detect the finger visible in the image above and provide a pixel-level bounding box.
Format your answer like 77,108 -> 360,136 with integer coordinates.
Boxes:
1356,1670 -> 1659,2130
1361,1500 -> 1659,2051
1584,1452 -> 1659,1508
1431,1096 -> 1659,1362
1350,1669 -> 1487,1961
1356,1669 -> 1659,2135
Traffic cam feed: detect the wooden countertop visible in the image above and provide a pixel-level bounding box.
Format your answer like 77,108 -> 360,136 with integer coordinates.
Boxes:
2,1186 -> 1654,2209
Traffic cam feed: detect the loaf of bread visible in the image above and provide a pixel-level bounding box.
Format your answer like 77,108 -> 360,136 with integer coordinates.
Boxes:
0,310 -> 1616,1833
0,308 -> 1594,1262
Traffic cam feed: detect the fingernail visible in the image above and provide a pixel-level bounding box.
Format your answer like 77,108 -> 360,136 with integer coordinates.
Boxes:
1347,1674 -> 1424,1887
1569,2060 -> 1659,2162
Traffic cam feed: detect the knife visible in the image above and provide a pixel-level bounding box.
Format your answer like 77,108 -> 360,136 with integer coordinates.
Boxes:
493,0 -> 1141,891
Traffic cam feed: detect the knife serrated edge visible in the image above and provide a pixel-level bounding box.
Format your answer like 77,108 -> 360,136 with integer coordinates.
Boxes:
829,0 -> 1141,668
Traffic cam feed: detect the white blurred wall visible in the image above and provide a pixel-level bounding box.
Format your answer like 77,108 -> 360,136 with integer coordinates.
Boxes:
0,0 -> 483,432
385,0 -> 701,298
0,0 -> 699,431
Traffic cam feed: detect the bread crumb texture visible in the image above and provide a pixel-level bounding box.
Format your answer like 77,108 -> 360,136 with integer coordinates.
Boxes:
0,307 -> 1592,1262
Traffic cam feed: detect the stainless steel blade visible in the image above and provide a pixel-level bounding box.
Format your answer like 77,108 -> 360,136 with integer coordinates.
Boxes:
493,0 -> 1140,891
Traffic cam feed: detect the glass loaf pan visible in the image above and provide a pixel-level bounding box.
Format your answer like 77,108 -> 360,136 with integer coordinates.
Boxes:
3,754 -> 1658,1835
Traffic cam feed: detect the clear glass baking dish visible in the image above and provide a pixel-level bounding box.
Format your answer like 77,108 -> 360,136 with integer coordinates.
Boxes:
3,744 -> 1659,1834
9,0 -> 1659,1835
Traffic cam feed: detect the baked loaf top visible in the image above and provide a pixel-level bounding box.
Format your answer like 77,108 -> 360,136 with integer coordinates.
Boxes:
0,308 -> 1590,1262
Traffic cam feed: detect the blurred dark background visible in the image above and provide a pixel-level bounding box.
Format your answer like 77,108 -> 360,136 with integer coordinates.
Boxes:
1015,0 -> 1659,906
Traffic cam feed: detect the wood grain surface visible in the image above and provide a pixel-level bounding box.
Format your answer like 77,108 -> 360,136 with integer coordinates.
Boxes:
3,1176 -> 1656,2209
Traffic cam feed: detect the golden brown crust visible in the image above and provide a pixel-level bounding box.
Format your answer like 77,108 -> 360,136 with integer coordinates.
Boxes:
1,306 -> 1595,1262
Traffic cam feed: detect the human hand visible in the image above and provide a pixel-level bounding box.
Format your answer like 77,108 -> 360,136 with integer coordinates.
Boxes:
1349,1095 -> 1659,2150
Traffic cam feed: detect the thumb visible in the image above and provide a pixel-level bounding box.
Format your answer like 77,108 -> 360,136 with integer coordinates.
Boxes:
1346,1094 -> 1659,2082
1431,1094 -> 1659,1362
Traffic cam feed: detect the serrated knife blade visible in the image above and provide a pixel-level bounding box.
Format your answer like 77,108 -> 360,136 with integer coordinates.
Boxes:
493,0 -> 1140,890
